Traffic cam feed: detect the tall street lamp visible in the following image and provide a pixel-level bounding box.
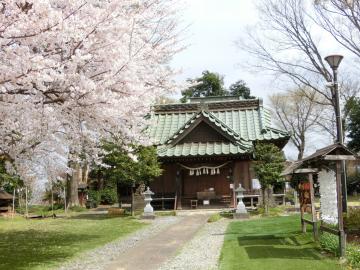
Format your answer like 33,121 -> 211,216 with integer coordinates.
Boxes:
324,54 -> 347,211
325,54 -> 344,143
325,54 -> 347,257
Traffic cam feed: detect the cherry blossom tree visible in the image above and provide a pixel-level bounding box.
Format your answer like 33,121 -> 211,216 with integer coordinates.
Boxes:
0,0 -> 184,205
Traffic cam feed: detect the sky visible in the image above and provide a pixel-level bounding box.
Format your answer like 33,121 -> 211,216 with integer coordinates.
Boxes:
169,0 -> 341,159
171,1 -> 268,98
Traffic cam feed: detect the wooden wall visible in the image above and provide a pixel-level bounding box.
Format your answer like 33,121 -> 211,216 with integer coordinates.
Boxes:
150,163 -> 177,195
150,159 -> 254,197
179,122 -> 229,143
233,160 -> 254,191
182,167 -> 231,196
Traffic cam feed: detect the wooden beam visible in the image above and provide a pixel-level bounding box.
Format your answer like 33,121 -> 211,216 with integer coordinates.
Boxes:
294,168 -> 318,173
300,205 -> 306,233
302,218 -> 317,225
320,225 -> 340,236
309,173 -> 319,241
324,155 -> 356,161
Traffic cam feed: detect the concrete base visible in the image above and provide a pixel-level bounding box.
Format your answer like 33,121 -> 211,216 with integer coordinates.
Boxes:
141,214 -> 155,220
233,212 -> 250,219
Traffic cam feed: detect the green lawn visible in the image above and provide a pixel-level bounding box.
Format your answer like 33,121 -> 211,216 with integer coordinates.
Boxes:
219,215 -> 344,270
0,214 -> 146,270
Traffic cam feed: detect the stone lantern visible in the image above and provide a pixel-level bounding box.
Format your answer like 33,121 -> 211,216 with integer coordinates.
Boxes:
233,184 -> 249,219
141,187 -> 155,219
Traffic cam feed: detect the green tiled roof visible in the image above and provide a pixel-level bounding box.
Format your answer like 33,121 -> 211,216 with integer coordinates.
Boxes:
150,97 -> 290,158
157,142 -> 252,158
150,102 -> 288,145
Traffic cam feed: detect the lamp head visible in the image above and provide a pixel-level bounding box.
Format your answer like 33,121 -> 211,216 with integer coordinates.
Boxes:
325,55 -> 344,70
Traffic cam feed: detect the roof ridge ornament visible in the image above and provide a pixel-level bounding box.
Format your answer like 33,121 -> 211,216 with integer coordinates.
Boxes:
197,101 -> 209,112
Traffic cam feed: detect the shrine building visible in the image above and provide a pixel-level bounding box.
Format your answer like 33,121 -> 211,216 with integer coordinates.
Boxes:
148,96 -> 290,209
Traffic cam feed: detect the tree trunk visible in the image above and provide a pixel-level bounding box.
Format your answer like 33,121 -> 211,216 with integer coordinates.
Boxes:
82,163 -> 89,184
67,163 -> 80,207
263,187 -> 268,216
297,135 -> 305,160
263,186 -> 275,216
97,170 -> 104,190
297,147 -> 304,160
260,188 -> 266,206
116,182 -> 122,207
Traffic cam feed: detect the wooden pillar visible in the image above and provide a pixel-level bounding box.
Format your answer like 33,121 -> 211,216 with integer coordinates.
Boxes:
300,181 -> 306,233
232,162 -> 236,208
308,173 -> 318,241
336,160 -> 346,257
300,205 -> 306,233
176,170 -> 182,210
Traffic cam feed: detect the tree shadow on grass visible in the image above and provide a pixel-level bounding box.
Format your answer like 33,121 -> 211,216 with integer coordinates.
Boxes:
0,229 -> 101,270
237,234 -> 313,247
244,246 -> 321,260
237,235 -> 321,260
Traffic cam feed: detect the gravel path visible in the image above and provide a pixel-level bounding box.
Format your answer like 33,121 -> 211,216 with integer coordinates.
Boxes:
56,216 -> 181,270
158,218 -> 230,270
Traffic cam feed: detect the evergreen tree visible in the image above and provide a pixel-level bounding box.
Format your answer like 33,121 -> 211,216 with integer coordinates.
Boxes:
253,143 -> 285,215
180,71 -> 228,102
229,80 -> 254,99
100,142 -> 162,203
346,97 -> 360,152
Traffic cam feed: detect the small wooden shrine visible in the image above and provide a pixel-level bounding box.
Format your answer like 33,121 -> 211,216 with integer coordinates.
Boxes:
0,190 -> 13,213
282,143 -> 358,257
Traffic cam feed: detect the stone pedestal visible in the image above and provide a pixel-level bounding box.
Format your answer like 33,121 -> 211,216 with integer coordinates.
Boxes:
141,214 -> 155,220
233,212 -> 250,219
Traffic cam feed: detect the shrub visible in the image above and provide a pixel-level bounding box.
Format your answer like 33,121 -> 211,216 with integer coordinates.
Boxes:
99,188 -> 117,205
220,210 -> 234,219
208,213 -> 221,223
347,244 -> 360,269
344,208 -> 360,232
319,231 -> 339,256
347,174 -> 360,194
87,190 -> 100,206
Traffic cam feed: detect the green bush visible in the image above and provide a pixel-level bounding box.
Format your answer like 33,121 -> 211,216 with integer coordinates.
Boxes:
208,213 -> 221,223
99,188 -> 117,205
87,190 -> 100,205
347,244 -> 360,269
220,210 -> 234,219
344,208 -> 360,231
319,231 -> 339,256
